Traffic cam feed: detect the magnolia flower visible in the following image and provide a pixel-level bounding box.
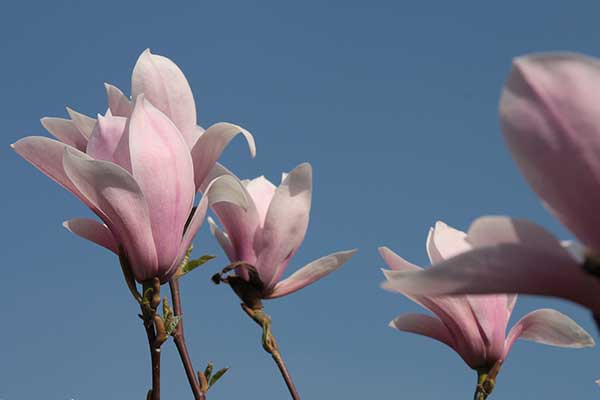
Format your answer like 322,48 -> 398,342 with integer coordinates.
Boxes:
381,222 -> 594,373
383,53 -> 600,316
12,49 -> 255,283
206,163 -> 356,299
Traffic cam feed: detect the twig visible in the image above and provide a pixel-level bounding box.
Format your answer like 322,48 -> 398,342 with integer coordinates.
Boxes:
169,278 -> 206,400
241,304 -> 300,400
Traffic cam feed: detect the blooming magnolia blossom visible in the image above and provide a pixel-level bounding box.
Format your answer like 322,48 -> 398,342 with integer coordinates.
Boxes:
381,222 -> 594,370
205,163 -> 356,299
12,49 -> 255,283
383,53 -> 600,317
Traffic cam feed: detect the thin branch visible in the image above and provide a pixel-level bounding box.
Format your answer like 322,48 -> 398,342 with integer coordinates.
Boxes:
270,346 -> 300,400
143,313 -> 161,400
241,304 -> 300,400
169,278 -> 206,400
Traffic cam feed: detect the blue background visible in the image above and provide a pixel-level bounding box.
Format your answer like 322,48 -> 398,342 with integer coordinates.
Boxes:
2,1 -> 599,399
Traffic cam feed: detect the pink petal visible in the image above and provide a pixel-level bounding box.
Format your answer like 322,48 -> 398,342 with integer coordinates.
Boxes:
190,122 -> 256,191
66,107 -> 96,139
467,216 -> 564,251
389,313 -> 456,350
504,309 -> 594,359
127,95 -> 195,269
181,174 -> 247,253
201,163 -> 261,267
187,125 -> 205,149
131,49 -> 197,147
62,148 -> 157,282
86,114 -> 128,164
11,137 -> 104,216
165,175 -> 250,281
105,83 -> 132,117
257,163 -> 312,291
265,249 -> 357,299
466,295 -> 511,363
244,176 -> 277,223
506,294 -> 518,315
427,221 -> 472,262
63,218 -> 118,254
382,220 -> 600,313
208,216 -> 236,261
500,53 -> 600,251
430,220 -> 514,361
40,117 -> 88,151
380,247 -> 487,368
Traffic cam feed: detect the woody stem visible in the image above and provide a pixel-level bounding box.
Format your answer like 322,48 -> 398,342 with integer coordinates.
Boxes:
142,310 -> 161,400
241,304 -> 300,400
169,278 -> 206,400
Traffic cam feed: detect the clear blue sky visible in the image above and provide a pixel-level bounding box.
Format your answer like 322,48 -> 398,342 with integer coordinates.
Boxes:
2,1 -> 600,399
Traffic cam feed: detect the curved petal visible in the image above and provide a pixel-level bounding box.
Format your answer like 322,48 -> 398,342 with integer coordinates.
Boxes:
40,117 -> 87,151
86,114 -> 128,164
383,243 -> 600,314
466,294 -> 511,363
63,218 -> 118,254
266,249 -> 357,299
131,49 -> 197,146
66,107 -> 96,139
427,221 -> 472,263
467,216 -> 565,251
62,148 -> 157,282
504,309 -> 595,359
380,246 -> 487,367
208,216 -> 236,261
128,95 -> 195,269
389,313 -> 456,350
105,83 -> 132,117
202,163 -> 261,267
187,125 -> 205,149
500,53 -> 600,251
164,175 -> 250,281
506,294 -> 518,314
190,122 -> 256,191
244,176 -> 277,223
257,163 -> 312,290
11,137 -> 105,217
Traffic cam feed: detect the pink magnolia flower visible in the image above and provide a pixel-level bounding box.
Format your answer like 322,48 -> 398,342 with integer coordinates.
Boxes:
383,53 -> 600,316
205,163 -> 356,299
381,221 -> 594,371
12,49 -> 255,283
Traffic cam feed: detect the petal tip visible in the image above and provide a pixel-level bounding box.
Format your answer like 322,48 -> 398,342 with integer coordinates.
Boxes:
380,268 -> 393,279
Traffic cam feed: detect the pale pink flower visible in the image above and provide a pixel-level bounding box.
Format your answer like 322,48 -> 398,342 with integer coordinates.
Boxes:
12,49 -> 254,283
205,163 -> 356,299
381,221 -> 594,370
383,53 -> 600,316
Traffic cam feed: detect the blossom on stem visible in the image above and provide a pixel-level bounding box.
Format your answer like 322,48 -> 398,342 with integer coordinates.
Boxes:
12,49 -> 255,283
381,221 -> 594,371
206,163 -> 356,299
382,53 -> 600,316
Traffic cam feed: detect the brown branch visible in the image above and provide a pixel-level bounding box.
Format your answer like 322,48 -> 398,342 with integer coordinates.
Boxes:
143,313 -> 161,400
169,278 -> 206,400
241,304 -> 300,400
